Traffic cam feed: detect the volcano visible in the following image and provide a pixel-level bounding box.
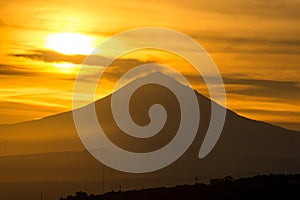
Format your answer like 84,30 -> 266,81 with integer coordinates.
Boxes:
0,73 -> 299,200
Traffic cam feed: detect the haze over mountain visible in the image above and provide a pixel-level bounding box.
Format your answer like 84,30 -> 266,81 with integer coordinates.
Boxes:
0,73 -> 299,200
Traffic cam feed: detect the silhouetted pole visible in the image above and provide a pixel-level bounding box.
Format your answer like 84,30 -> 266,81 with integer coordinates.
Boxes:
102,165 -> 105,194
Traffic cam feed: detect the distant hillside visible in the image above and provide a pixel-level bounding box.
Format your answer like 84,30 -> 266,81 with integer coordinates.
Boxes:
60,174 -> 300,200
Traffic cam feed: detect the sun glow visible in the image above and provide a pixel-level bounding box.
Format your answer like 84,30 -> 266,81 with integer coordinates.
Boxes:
46,32 -> 95,55
54,62 -> 78,73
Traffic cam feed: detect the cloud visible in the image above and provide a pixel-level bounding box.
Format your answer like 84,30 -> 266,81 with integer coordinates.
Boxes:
10,49 -> 159,86
224,76 -> 300,100
10,49 -> 161,94
10,49 -> 148,67
0,64 -> 37,76
170,0 -> 300,20
0,19 -> 5,26
11,50 -> 86,64
183,73 -> 300,101
272,122 -> 300,132
0,100 -> 66,125
234,108 -> 300,132
235,108 -> 300,117
25,49 -> 297,103
190,33 -> 300,54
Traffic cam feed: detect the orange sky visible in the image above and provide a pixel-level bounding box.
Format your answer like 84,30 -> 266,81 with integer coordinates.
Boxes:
0,0 -> 300,131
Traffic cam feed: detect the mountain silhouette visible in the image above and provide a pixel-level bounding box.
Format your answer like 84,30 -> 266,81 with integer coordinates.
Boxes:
0,72 -> 299,200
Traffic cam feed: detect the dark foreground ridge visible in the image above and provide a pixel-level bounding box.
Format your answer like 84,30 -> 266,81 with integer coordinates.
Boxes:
60,174 -> 300,200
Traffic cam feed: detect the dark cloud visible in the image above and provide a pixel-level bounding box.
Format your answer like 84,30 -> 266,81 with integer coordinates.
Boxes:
235,108 -> 300,117
10,49 -> 157,85
11,50 -> 86,64
271,122 -> 300,132
234,108 -> 300,131
224,77 -> 300,100
171,0 -> 300,20
11,50 -> 160,85
195,34 -> 300,47
224,77 -> 299,90
191,33 -> 300,54
184,73 -> 300,100
0,64 -> 37,76
0,100 -> 60,111
10,49 -> 148,67
0,19 -> 5,26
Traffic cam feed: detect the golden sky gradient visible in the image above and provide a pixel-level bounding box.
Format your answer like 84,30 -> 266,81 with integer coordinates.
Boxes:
0,0 -> 300,131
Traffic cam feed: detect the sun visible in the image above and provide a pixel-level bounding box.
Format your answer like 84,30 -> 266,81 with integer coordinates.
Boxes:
46,32 -> 95,55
